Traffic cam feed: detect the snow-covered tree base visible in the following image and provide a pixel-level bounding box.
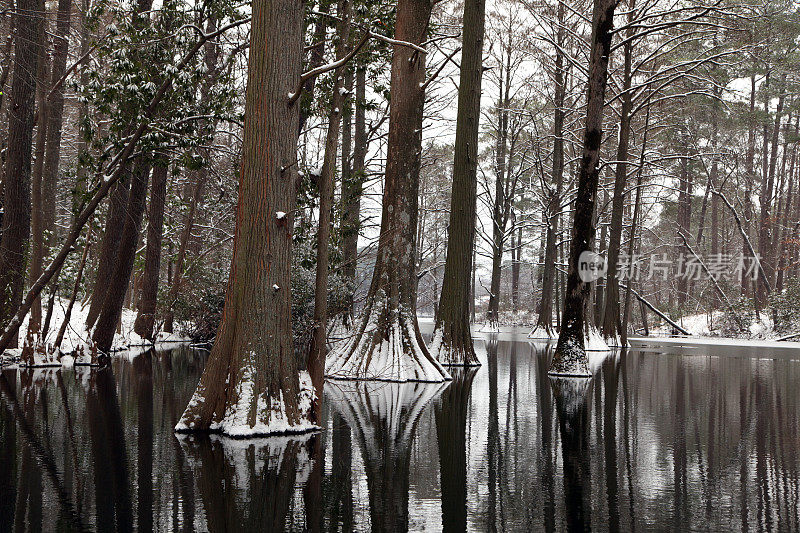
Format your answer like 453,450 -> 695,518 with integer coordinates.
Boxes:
325,300 -> 450,382
584,324 -> 611,351
549,336 -> 591,377
480,320 -> 500,333
175,370 -> 319,438
528,325 -> 559,340
428,328 -> 481,367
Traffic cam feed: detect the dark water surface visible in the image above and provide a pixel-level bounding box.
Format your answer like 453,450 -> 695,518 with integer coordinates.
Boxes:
2,336 -> 799,532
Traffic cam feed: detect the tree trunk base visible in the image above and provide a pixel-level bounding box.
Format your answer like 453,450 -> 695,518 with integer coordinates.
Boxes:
529,324 -> 559,340
175,370 -> 320,438
325,293 -> 450,382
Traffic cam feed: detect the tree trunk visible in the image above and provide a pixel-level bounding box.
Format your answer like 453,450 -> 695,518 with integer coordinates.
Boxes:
133,161 -> 168,341
85,179 -> 130,329
511,224 -> 521,314
91,158 -> 152,354
308,0 -> 352,420
675,147 -> 693,307
550,0 -> 617,376
41,0 -> 73,247
85,0 -> 154,330
28,29 -> 50,335
775,118 -> 797,293
431,0 -> 484,367
757,78 -> 784,305
600,5 -> 634,346
326,0 -> 450,382
532,0 -> 567,339
176,0 -> 316,435
742,71 -> 757,297
0,0 -> 42,349
341,65 -> 366,323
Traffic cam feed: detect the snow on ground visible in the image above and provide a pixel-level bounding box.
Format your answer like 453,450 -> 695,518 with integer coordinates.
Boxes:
0,297 -> 191,368
650,309 -> 777,339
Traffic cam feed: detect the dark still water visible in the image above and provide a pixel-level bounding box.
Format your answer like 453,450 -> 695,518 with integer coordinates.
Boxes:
1,337 -> 800,532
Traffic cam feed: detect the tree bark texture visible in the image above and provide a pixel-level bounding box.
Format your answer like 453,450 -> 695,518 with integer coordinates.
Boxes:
0,0 -> 42,348
325,0 -> 449,382
550,0 -> 617,376
176,0 -> 315,435
92,159 -> 152,354
133,162 -> 168,341
431,0 -> 485,366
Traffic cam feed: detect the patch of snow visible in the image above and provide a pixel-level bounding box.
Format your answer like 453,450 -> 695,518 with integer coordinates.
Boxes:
584,324 -> 611,352
276,211 -> 286,220
176,368 -> 319,437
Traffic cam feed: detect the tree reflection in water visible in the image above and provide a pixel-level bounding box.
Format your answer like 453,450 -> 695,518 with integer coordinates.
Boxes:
326,379 -> 446,532
435,366 -> 478,532
0,343 -> 799,531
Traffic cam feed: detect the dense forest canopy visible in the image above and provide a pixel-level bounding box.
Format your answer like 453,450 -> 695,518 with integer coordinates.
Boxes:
0,0 -> 799,430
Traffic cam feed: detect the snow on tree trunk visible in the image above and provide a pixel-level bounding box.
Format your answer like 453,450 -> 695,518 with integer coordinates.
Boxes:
326,379 -> 446,530
550,0 -> 617,377
431,0 -> 485,367
325,0 -> 450,383
175,0 -> 317,437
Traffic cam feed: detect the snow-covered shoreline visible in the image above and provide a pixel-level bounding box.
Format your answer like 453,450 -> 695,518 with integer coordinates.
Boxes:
0,297 -> 192,368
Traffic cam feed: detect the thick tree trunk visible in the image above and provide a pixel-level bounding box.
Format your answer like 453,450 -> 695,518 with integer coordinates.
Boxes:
308,0 -> 352,420
600,9 -> 634,346
430,0 -> 484,367
0,0 -> 42,349
85,179 -> 130,328
92,159 -> 152,354
532,0 -> 567,339
326,0 -> 449,382
550,0 -> 617,376
133,162 -> 168,341
176,0 -> 316,436
511,225 -> 521,314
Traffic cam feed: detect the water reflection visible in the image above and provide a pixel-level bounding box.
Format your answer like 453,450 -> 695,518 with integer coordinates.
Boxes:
326,380 -> 446,532
0,341 -> 799,531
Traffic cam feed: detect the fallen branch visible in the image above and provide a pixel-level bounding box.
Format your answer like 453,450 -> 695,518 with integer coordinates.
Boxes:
620,282 -> 690,335
0,17 -> 251,355
777,332 -> 800,342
